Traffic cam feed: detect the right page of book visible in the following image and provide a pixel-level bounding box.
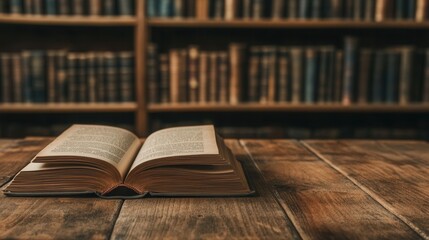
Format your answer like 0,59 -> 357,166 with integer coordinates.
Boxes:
130,125 -> 219,170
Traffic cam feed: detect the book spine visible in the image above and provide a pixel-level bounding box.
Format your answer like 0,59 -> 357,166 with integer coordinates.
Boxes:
416,0 -> 427,21
253,0 -> 263,19
278,47 -> 290,102
147,0 -> 158,17
47,51 -> 57,102
385,50 -> 400,103
23,0 -> 33,14
67,53 -> 78,102
159,54 -> 170,103
225,0 -> 238,20
21,52 -> 33,103
173,0 -> 183,17
213,0 -> 224,19
229,44 -> 243,104
209,52 -> 218,103
89,0 -> 101,16
399,48 -> 413,105
353,0 -> 364,20
178,50 -> 188,102
94,53 -> 105,102
196,0 -> 209,19
45,0 -> 57,15
56,51 -> 68,103
33,0 -> 43,15
334,50 -> 344,102
160,0 -> 173,17
344,0 -> 354,19
395,0 -> 405,20
31,51 -> 46,103
318,48 -> 329,103
10,0 -> 23,14
372,50 -> 386,103
86,53 -> 97,103
188,46 -> 199,103
304,48 -> 318,103
118,52 -> 134,102
407,0 -> 417,19
312,0 -> 321,19
0,54 -> 11,103
267,47 -> 277,103
119,0 -> 133,16
73,0 -> 84,16
147,44 -> 159,103
218,52 -> 229,103
342,37 -> 358,105
375,0 -> 387,21
291,48 -> 303,103
248,47 -> 261,102
364,0 -> 375,21
199,52 -> 208,103
104,52 -> 117,102
11,54 -> 22,103
242,0 -> 252,18
77,54 -> 88,102
325,49 -> 336,102
288,0 -> 298,19
259,47 -> 270,103
186,0 -> 195,18
357,49 -> 372,104
58,0 -> 69,15
103,0 -> 115,16
330,0 -> 342,19
169,49 -> 180,103
299,0 -> 309,19
424,49 -> 429,102
272,0 -> 285,19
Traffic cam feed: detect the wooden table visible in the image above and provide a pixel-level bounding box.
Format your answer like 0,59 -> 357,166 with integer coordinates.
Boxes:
0,138 -> 428,239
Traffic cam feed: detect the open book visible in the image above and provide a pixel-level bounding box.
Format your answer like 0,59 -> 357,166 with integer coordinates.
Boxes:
4,125 -> 253,198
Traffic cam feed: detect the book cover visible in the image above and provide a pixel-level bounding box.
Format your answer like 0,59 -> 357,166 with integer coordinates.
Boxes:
218,53 -> 229,103
242,0 -> 252,18
342,37 -> 358,105
209,52 -> 218,103
160,0 -> 174,17
399,47 -> 413,105
159,54 -> 170,103
334,50 -> 344,102
288,0 -> 298,19
298,0 -> 309,19
199,52 -> 208,103
318,47 -> 329,103
30,51 -> 46,103
196,0 -> 209,19
103,0 -> 115,16
364,0 -> 375,21
253,0 -> 263,19
104,52 -> 118,102
58,0 -> 69,15
248,46 -> 261,102
33,0 -> 43,15
11,54 -> 23,103
229,44 -> 244,104
87,53 -> 97,103
272,0 -> 285,19
259,46 -> 270,103
1,54 -> 12,103
278,47 -> 290,102
225,0 -> 238,20
304,48 -> 318,103
95,53 -> 106,102
77,54 -> 88,102
118,51 -> 134,102
416,0 -> 428,21
267,47 -> 277,103
291,48 -> 303,103
147,44 -> 159,103
47,51 -> 57,102
188,46 -> 199,103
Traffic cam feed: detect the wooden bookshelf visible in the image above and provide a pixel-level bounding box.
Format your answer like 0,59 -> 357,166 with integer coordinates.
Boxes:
0,14 -> 136,26
0,103 -> 138,113
148,104 -> 429,113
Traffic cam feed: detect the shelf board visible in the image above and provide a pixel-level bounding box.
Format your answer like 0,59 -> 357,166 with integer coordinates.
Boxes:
148,103 -> 429,113
0,103 -> 138,113
0,14 -> 136,26
148,19 -> 429,29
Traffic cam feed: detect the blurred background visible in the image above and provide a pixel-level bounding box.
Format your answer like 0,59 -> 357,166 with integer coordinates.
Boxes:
0,0 -> 428,139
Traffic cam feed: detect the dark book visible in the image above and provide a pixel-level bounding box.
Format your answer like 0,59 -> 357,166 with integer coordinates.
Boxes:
329,0 -> 343,19
74,0 -> 84,15
199,52 -> 209,103
104,52 -> 118,102
259,47 -> 270,103
173,0 -> 185,17
225,0 -> 238,20
278,47 -> 290,102
77,54 -> 88,102
218,53 -> 229,103
242,0 -> 252,18
1,54 -> 12,103
344,0 -> 354,19
342,37 -> 358,105
147,0 -> 159,17
56,51 -> 68,103
23,0 -> 33,14
424,49 -> 429,102
209,52 -> 218,103
58,0 -> 69,15
87,53 -> 97,103
364,0 -> 375,21
186,0 -> 195,18
318,47 -> 330,103
398,47 -> 413,105
118,52 -> 134,102
89,0 -> 101,16
159,54 -> 170,103
178,50 -> 188,102
385,50 -> 400,103
213,0 -> 224,19
103,0 -> 116,16
372,50 -> 386,103
288,0 -> 298,19
188,46 -> 199,103
272,0 -> 285,19
375,0 -> 388,21
253,0 -> 263,19
45,0 -> 57,15
353,0 -> 364,20
21,51 -> 33,103
229,44 -> 244,104
47,51 -> 57,102
33,0 -> 43,15
160,0 -> 173,17
334,50 -> 344,102
406,0 -> 417,19
291,47 -> 303,103
248,46 -> 261,102
0,0 -> 5,13
325,48 -> 335,102
95,53 -> 106,102
298,0 -> 309,19
11,54 -> 23,103
10,0 -> 23,14
267,47 -> 277,103
357,49 -> 373,104
304,48 -> 318,103
312,0 -> 321,19
147,44 -> 159,104
30,51 -> 46,103
395,0 -> 405,20
119,0 -> 133,16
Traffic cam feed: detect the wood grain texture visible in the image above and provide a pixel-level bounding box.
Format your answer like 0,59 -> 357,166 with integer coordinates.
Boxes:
0,138 -> 123,240
242,140 -> 422,239
303,140 -> 429,239
110,140 -> 300,240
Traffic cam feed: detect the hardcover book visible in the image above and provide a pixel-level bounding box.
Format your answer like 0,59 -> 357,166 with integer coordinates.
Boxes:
4,125 -> 253,198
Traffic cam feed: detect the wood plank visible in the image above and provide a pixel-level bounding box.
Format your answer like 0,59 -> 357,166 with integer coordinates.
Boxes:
0,14 -> 136,26
111,140 -> 300,239
0,103 -> 137,113
242,140 -> 421,239
148,103 -> 429,113
303,140 -> 429,239
0,138 -> 122,239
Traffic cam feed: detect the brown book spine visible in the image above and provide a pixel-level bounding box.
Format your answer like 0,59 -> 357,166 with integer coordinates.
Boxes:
199,52 -> 208,103
229,44 -> 243,104
259,47 -> 270,103
104,52 -> 117,103
78,53 -> 88,102
424,49 -> 429,102
416,0 -> 428,21
187,0 -> 195,18
56,51 -> 68,103
169,49 -> 180,103
278,47 -> 290,102
358,49 -> 372,104
291,48 -> 303,104
224,0 -> 238,20
248,47 -> 261,102
267,47 -> 277,103
364,0 -> 375,21
33,0 -> 43,15
174,0 -> 185,18
23,0 -> 33,14
399,47 -> 413,105
330,0 -> 342,18
179,50 -> 188,102
89,0 -> 101,16
188,46 -> 199,103
47,51 -> 57,103
67,53 -> 78,102
272,0 -> 285,19
318,47 -> 329,103
95,53 -> 105,102
147,44 -> 159,104
334,50 -> 344,103
87,52 -> 97,103
218,52 -> 229,103
159,54 -> 170,103
58,0 -> 69,15
253,0 -> 263,19
196,0 -> 209,19
11,54 -> 22,103
74,0 -> 84,16
375,0 -> 387,21
243,0 -> 252,18
209,52 -> 218,103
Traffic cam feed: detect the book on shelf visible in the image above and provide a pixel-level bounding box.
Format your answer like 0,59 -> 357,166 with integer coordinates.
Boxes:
146,39 -> 429,106
0,49 -> 135,104
0,0 -> 134,16
3,124 -> 253,198
146,0 -> 428,22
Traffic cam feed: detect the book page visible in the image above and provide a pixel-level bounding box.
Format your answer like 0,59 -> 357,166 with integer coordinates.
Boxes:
37,125 -> 142,178
130,125 -> 219,170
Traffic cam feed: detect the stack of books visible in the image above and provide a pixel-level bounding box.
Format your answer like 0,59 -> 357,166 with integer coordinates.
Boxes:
0,50 -> 134,103
147,39 -> 429,105
0,0 -> 134,16
147,0 -> 429,21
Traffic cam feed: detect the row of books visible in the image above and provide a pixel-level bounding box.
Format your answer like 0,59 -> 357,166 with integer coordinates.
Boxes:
0,0 -> 134,16
0,50 -> 134,103
147,40 -> 429,105
147,0 -> 429,22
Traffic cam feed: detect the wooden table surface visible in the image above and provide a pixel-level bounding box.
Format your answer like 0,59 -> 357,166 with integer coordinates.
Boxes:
0,138 -> 428,239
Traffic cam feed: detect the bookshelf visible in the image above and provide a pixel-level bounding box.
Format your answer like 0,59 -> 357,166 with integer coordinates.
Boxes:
0,0 -> 429,139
